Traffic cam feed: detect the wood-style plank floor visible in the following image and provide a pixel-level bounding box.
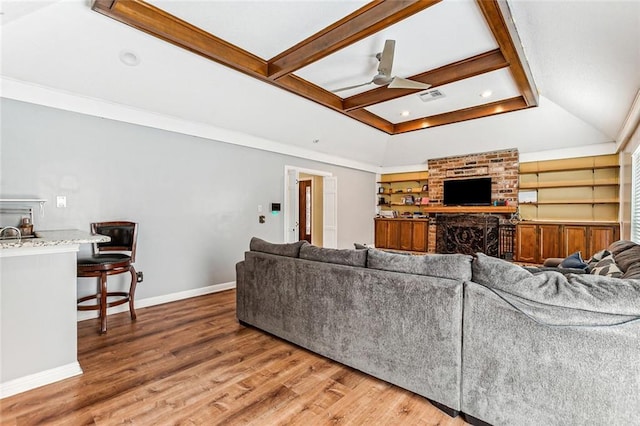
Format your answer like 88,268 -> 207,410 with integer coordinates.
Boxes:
1,290 -> 469,425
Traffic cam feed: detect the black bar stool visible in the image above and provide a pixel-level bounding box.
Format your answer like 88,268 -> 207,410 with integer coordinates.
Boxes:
77,221 -> 138,334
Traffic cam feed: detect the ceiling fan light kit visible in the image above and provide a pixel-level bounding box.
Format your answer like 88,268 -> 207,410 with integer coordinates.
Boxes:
333,39 -> 432,93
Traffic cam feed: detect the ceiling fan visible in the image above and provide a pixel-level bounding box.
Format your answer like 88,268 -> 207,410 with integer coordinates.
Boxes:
332,40 -> 432,93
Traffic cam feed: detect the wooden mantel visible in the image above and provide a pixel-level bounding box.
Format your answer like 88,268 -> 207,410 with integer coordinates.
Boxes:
421,206 -> 517,214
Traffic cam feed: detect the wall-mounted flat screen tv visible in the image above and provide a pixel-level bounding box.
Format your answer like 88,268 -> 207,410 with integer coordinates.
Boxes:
443,177 -> 492,206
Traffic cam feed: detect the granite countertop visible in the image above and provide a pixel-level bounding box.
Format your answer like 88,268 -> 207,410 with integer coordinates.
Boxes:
0,229 -> 110,249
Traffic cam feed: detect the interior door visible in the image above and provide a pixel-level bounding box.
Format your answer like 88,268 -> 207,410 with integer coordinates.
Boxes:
298,180 -> 312,243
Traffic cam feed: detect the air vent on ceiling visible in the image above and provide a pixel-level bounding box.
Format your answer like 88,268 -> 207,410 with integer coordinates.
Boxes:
418,89 -> 445,102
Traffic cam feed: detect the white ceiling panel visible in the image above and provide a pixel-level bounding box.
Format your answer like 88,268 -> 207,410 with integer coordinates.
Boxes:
147,0 -> 369,59
366,68 -> 521,124
296,0 -> 498,96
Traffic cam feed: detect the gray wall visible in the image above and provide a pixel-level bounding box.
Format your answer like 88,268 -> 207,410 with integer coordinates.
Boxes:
1,99 -> 376,299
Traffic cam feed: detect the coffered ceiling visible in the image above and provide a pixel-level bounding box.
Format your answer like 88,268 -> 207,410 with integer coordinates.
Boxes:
91,0 -> 538,135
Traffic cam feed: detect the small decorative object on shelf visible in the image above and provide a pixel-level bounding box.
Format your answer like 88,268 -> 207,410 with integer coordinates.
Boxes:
378,186 -> 385,194
422,184 -> 428,192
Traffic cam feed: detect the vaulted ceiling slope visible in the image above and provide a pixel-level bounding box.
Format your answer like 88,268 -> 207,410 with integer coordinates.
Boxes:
1,1 -> 638,170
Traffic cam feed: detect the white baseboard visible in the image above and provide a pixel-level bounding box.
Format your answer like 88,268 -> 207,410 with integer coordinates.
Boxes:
77,281 -> 236,322
0,362 -> 83,399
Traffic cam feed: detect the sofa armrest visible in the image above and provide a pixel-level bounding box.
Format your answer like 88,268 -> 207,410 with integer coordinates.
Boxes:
543,257 -> 563,267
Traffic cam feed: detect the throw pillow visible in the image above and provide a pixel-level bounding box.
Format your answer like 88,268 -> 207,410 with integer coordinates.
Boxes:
590,253 -> 623,278
354,242 -> 369,250
249,237 -> 308,258
559,251 -> 588,269
586,249 -> 610,272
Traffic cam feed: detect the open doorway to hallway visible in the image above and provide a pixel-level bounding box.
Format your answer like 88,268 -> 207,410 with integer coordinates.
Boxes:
284,166 -> 337,248
299,174 -> 322,245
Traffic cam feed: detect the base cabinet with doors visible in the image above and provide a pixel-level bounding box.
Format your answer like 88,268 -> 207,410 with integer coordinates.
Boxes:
374,218 -> 429,252
515,222 -> 620,263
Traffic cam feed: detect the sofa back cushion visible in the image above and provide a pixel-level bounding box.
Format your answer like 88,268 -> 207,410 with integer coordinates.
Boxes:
472,253 -> 640,324
249,237 -> 308,258
300,244 -> 367,267
366,248 -> 472,281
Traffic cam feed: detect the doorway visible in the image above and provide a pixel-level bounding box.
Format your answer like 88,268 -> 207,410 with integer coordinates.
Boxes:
299,179 -> 312,243
284,166 -> 337,248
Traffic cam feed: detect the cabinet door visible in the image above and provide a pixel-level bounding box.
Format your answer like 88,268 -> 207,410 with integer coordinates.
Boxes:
399,221 -> 413,251
539,224 -> 562,261
588,225 -> 619,258
374,220 -> 389,248
516,224 -> 538,263
411,221 -> 428,252
387,220 -> 401,250
563,225 -> 588,257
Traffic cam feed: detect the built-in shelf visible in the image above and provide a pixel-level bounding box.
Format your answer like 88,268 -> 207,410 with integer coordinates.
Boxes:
522,199 -> 619,205
519,180 -> 619,189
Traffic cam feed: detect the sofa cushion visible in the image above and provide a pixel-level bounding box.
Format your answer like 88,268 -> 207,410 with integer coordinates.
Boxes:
472,253 -> 640,325
300,244 -> 367,267
559,251 -> 588,269
249,237 -> 308,258
590,253 -> 623,278
366,248 -> 472,281
611,243 -> 640,273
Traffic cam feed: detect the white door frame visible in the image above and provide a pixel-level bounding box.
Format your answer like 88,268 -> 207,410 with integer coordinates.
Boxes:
283,165 -> 335,246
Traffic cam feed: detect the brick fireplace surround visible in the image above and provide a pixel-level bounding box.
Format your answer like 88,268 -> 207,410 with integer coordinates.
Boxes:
426,149 -> 519,254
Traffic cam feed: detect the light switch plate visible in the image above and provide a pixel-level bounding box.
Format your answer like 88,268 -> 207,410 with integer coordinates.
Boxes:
56,195 -> 66,208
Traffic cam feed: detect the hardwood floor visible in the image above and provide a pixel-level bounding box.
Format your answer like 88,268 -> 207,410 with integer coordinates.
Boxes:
1,290 -> 468,425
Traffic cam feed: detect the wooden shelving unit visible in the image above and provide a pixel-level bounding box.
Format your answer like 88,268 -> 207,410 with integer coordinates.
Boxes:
377,171 -> 429,213
518,154 -> 619,222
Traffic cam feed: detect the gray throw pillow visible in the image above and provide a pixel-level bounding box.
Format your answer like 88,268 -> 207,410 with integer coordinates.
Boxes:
249,237 -> 308,258
586,249 -> 610,272
300,244 -> 367,267
590,253 -> 623,278
366,248 -> 472,281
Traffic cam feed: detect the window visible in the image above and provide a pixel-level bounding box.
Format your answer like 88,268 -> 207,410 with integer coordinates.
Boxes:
632,147 -> 640,243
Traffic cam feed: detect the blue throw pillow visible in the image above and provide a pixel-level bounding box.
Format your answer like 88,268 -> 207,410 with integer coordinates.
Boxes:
559,251 -> 588,269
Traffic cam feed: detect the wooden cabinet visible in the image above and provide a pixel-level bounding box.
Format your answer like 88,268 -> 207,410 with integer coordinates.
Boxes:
515,222 -> 619,263
539,224 -> 562,261
374,218 -> 429,252
515,223 -> 537,263
411,221 -> 428,252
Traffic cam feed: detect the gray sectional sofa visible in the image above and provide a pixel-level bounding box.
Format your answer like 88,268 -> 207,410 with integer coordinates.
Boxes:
235,237 -> 640,426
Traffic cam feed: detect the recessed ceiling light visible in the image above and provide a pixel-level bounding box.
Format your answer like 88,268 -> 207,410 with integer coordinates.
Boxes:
400,111 -> 410,117
119,50 -> 140,66
480,90 -> 493,98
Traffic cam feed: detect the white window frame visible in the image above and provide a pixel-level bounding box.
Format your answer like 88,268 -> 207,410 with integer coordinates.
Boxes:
632,147 -> 640,243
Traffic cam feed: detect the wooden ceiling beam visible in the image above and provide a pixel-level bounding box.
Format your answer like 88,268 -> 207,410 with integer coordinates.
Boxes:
267,0 -> 442,80
347,109 -> 395,134
393,96 -> 528,133
275,75 -> 343,110
477,0 -> 538,107
92,0 -> 268,77
342,49 -> 508,112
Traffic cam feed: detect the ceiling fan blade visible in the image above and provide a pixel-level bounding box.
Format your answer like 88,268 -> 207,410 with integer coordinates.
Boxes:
377,39 -> 395,78
332,80 -> 374,93
387,77 -> 432,90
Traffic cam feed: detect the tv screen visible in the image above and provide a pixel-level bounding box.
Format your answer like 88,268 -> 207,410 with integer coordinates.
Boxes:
443,177 -> 492,206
